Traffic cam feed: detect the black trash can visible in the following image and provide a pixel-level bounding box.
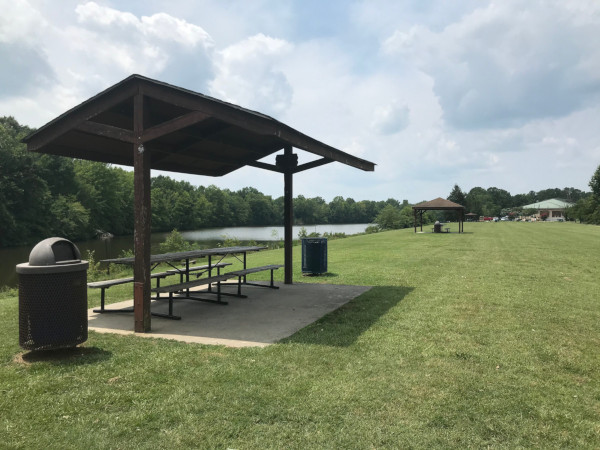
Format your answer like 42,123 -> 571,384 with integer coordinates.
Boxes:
16,238 -> 89,351
302,238 -> 327,274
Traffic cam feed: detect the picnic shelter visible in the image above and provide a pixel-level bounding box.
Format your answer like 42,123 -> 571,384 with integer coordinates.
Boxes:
412,197 -> 466,233
22,74 -> 375,332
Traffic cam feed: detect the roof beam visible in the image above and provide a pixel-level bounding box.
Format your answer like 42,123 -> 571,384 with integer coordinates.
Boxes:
40,143 -> 132,166
151,143 -> 264,171
141,110 -> 211,143
25,82 -> 138,152
246,160 -> 281,173
294,157 -> 333,173
149,132 -> 278,167
75,121 -> 135,143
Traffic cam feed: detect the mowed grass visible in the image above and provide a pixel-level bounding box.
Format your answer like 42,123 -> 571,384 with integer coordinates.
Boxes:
0,222 -> 599,448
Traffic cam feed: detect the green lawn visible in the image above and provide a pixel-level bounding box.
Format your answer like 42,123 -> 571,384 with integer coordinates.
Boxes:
1,222 -> 599,448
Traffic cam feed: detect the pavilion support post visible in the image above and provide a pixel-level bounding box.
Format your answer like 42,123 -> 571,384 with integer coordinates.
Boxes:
133,92 -> 152,333
414,209 -> 417,233
276,146 -> 298,285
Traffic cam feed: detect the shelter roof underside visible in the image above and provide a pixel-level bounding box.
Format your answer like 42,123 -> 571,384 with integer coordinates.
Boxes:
23,74 -> 375,176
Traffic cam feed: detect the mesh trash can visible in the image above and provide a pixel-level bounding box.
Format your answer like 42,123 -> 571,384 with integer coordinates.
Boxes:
16,237 -> 89,351
301,238 -> 327,274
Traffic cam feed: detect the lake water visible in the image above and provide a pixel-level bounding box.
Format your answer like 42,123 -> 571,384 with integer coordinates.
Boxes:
0,223 -> 370,288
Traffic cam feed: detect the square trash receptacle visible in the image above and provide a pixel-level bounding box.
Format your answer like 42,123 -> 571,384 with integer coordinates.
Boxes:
301,238 -> 327,274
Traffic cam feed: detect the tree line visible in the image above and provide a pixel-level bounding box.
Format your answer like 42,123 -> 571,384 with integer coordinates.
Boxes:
374,181 -> 596,231
2,116 -> 598,246
445,184 -> 590,219
568,165 -> 600,224
0,116 -> 398,247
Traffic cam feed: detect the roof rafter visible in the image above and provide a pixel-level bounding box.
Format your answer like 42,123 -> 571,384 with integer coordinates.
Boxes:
142,110 -> 211,143
75,121 -> 135,143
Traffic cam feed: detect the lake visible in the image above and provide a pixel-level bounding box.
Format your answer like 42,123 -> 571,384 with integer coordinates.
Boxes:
0,223 -> 370,288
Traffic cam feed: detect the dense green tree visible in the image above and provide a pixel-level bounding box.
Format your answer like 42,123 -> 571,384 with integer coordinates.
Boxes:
74,161 -> 134,236
246,191 -> 276,226
329,196 -> 351,223
445,184 -> 466,220
204,185 -> 234,227
49,195 -> 90,240
589,165 -> 600,198
487,187 -> 512,210
465,187 -> 489,216
447,184 -> 466,206
512,193 -> 533,207
375,204 -> 403,230
0,117 -> 54,245
570,165 -> 600,224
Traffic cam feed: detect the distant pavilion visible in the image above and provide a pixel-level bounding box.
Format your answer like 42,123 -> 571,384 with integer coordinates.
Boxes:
412,198 -> 466,233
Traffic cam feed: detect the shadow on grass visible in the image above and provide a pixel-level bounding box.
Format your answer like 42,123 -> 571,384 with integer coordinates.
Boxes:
300,272 -> 339,279
17,346 -> 111,366
281,286 -> 413,347
420,231 -> 474,235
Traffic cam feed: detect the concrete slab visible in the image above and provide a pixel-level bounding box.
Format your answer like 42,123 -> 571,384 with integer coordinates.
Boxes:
88,283 -> 371,347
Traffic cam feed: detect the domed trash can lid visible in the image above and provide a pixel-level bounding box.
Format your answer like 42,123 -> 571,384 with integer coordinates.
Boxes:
16,237 -> 88,274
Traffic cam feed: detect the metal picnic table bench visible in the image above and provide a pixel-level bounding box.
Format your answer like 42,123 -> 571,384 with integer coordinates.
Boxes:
94,246 -> 281,319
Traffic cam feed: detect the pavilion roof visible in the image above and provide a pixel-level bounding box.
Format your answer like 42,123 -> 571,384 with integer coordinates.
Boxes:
22,74 -> 375,176
412,197 -> 465,210
521,198 -> 573,210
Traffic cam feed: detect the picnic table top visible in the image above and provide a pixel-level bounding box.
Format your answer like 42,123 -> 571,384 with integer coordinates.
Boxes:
101,246 -> 267,265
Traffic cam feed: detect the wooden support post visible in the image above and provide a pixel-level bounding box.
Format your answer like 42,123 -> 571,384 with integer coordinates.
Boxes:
414,209 -> 417,233
133,91 -> 152,333
276,146 -> 298,285
284,167 -> 293,284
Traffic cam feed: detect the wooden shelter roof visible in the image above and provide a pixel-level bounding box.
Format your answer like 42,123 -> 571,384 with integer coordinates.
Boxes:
22,74 -> 375,175
412,197 -> 466,233
413,197 -> 465,210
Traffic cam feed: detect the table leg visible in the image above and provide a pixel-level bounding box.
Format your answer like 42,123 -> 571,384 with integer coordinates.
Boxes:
208,255 -> 212,293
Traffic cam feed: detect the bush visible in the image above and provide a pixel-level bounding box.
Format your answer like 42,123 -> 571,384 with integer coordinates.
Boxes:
220,235 -> 241,247
322,232 -> 346,240
365,225 -> 380,234
159,229 -> 192,253
84,250 -> 103,281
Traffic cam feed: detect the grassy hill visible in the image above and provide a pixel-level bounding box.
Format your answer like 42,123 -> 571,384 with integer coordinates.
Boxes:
1,222 -> 598,448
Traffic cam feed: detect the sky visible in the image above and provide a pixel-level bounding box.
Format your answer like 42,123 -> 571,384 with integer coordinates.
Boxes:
1,0 -> 600,203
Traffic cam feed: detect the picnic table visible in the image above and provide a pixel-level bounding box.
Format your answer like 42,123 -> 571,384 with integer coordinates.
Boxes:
102,246 -> 266,285
94,246 -> 281,320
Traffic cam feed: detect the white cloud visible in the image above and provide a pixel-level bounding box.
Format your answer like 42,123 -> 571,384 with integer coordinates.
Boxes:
384,0 -> 600,130
0,0 -> 55,99
209,33 -> 294,116
371,101 -> 410,135
1,0 -> 599,203
71,2 -> 214,89
0,0 -> 48,43
0,1 -> 216,125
